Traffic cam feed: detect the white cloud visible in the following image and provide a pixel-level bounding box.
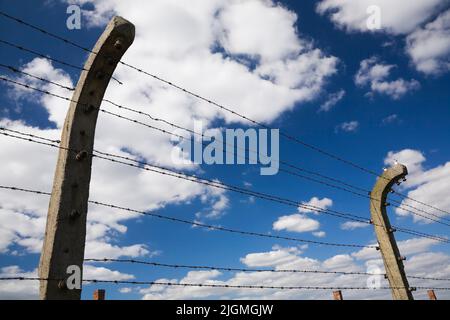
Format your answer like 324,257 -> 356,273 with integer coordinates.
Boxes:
382,114 -> 400,125
84,241 -> 150,259
119,287 -> 132,294
323,254 -> 355,270
66,0 -> 339,124
341,221 -> 370,230
384,149 -> 450,222
384,149 -> 426,176
273,214 -> 320,233
319,89 -> 345,112
83,264 -> 134,281
336,121 -> 359,133
0,0 -> 342,294
240,246 -> 303,267
316,0 -> 447,35
298,197 -> 333,214
355,57 -> 420,99
0,264 -> 134,299
406,9 -> 450,75
0,266 -> 39,299
312,231 -> 326,238
139,237 -> 450,300
352,238 -> 439,261
217,0 -> 302,61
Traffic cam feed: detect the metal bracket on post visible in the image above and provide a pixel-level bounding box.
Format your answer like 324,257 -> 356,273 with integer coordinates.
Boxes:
38,16 -> 135,300
370,163 -> 413,300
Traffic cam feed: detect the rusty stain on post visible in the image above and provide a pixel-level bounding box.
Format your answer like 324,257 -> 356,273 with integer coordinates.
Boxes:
38,16 -> 135,300
370,163 -> 414,300
332,290 -> 343,300
428,290 -> 437,300
93,289 -> 106,300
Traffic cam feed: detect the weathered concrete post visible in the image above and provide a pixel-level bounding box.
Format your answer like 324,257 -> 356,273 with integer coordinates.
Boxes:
428,290 -> 437,300
370,163 -> 414,300
38,16 -> 135,300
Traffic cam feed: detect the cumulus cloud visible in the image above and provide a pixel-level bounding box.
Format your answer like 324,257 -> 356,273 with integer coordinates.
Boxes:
406,9 -> 450,75
335,121 -> 359,133
312,231 -> 326,238
384,149 -> 450,223
355,57 -> 420,99
0,0 -> 342,298
298,197 -> 333,214
341,221 -> 370,230
316,0 -> 447,35
381,114 -> 400,125
139,237 -> 450,300
319,89 -> 345,112
0,264 -> 134,299
68,0 -> 339,124
0,266 -> 39,299
273,214 -> 320,233
272,197 -> 331,236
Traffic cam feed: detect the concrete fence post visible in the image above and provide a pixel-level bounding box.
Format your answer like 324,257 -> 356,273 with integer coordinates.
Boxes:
370,163 -> 414,300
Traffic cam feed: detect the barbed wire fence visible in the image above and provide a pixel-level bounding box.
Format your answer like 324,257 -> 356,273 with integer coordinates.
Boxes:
0,10 -> 449,300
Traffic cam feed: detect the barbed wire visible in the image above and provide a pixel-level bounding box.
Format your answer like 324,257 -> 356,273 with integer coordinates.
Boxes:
0,38 -> 122,84
1,60 -> 449,229
0,184 -> 377,249
1,10 -> 449,218
84,258 -> 450,282
85,258 -> 377,276
1,75 -> 448,229
2,66 -> 448,228
100,98 -> 450,225
391,190 -> 450,217
0,63 -> 372,199
0,38 -> 86,72
0,277 -> 425,291
0,120 -> 374,225
1,127 -> 449,245
0,63 -> 75,91
2,276 -> 450,291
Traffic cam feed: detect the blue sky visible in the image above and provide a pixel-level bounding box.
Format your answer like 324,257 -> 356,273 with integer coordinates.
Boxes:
0,0 -> 450,300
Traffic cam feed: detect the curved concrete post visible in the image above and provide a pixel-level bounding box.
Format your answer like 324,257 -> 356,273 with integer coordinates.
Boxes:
370,163 -> 413,300
38,16 -> 135,300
